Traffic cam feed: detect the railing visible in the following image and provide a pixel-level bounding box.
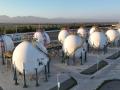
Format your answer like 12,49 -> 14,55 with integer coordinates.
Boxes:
6,30 -> 61,44
6,29 -> 77,44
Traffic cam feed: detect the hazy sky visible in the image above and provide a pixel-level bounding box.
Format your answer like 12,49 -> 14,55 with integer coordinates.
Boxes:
0,0 -> 119,19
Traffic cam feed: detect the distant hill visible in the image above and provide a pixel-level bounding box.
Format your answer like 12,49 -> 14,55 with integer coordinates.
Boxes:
0,15 -> 119,23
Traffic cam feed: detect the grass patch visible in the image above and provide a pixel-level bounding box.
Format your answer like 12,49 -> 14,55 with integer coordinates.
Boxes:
81,61 -> 108,75
49,77 -> 77,90
106,51 -> 120,59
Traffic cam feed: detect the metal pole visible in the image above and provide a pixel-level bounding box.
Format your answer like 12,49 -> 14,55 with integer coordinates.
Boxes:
87,41 -> 89,52
14,66 -> 19,85
1,35 -> 5,65
66,54 -> 69,65
23,69 -> 28,88
81,52 -> 83,65
106,46 -> 108,53
73,52 -> 75,65
85,51 -> 87,62
103,45 -> 105,55
57,74 -> 60,90
97,51 -> 99,72
47,60 -> 50,77
44,65 -> 48,81
35,68 -> 39,87
61,50 -> 64,63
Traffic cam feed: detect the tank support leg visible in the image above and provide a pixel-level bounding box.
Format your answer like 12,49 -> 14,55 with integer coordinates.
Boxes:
45,65 -> 48,82
14,67 -> 19,85
81,52 -> 83,65
85,51 -> 87,62
23,69 -> 28,88
2,53 -> 5,65
73,53 -> 75,65
47,60 -> 50,77
35,68 -> 39,87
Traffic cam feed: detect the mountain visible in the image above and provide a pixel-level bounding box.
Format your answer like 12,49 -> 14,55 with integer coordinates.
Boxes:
0,15 -> 119,23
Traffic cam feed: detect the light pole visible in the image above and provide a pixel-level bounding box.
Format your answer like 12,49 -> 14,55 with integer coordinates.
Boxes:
57,73 -> 60,90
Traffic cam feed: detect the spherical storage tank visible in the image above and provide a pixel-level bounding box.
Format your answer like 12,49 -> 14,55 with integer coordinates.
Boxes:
89,26 -> 97,35
117,29 -> 120,39
58,29 -> 69,44
12,41 -> 49,75
33,31 -> 50,45
117,28 -> 120,34
88,32 -> 108,49
0,35 -> 14,53
106,29 -> 119,42
117,29 -> 120,38
77,27 -> 87,38
33,32 -> 44,44
63,34 -> 83,56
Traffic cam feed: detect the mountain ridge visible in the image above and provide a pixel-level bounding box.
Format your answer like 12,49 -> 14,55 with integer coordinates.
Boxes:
0,15 -> 119,23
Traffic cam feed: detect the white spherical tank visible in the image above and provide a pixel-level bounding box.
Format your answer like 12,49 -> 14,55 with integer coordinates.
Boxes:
89,26 -> 96,35
117,29 -> 120,38
77,27 -> 87,38
106,30 -> 119,42
33,31 -> 50,46
33,32 -> 44,44
117,29 -> 120,40
12,41 -> 49,75
88,32 -> 108,49
0,35 -> 14,53
63,34 -> 83,56
117,28 -> 120,34
58,30 -> 69,44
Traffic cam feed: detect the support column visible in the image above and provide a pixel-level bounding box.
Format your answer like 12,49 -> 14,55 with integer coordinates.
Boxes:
85,51 -> 87,62
13,66 -> 19,85
35,68 -> 39,87
44,65 -> 48,82
23,69 -> 28,88
47,60 -> 50,77
73,53 -> 75,65
66,55 -> 69,65
61,50 -> 65,63
1,35 -> 5,65
80,52 -> 83,65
